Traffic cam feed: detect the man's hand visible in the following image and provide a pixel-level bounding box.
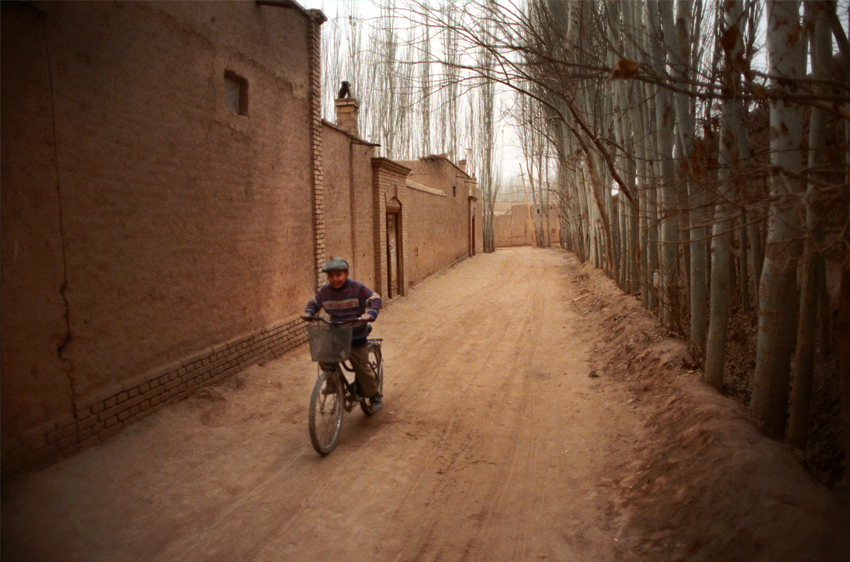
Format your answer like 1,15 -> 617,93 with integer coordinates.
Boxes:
301,313 -> 314,320
360,314 -> 374,321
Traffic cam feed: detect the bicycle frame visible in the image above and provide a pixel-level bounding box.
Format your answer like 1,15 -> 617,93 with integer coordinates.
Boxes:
305,314 -> 383,454
319,360 -> 363,413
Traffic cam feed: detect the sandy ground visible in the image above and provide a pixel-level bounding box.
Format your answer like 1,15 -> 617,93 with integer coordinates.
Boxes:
2,247 -> 848,561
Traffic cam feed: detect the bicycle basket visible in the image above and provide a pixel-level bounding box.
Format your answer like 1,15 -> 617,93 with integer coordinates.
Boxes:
306,322 -> 353,363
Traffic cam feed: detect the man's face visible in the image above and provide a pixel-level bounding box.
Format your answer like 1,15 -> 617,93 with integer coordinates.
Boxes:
326,270 -> 348,289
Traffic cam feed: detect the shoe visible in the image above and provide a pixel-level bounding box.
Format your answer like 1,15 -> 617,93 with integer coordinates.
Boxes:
369,393 -> 382,413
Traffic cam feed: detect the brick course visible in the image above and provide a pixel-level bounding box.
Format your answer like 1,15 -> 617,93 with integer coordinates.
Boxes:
1,315 -> 308,473
309,11 -> 328,290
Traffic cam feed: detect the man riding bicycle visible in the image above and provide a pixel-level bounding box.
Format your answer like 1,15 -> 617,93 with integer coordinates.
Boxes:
301,257 -> 383,412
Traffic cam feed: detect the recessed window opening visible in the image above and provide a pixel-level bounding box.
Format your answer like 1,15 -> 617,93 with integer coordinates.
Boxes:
453,185 -> 457,197
224,71 -> 248,116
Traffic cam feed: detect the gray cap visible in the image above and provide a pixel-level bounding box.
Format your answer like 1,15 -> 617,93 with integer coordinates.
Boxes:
321,257 -> 349,272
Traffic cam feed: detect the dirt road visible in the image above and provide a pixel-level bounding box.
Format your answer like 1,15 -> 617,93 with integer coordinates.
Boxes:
4,248 -> 643,561
3,248 -> 846,561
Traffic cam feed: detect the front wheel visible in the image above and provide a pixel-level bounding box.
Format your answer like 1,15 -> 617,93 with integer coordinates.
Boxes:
360,343 -> 384,416
309,369 -> 344,455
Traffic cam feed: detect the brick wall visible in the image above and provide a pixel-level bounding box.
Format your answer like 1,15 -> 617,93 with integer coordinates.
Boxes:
372,159 -> 412,298
400,157 -> 476,287
323,123 -> 356,265
468,183 -> 484,257
1,1 -> 485,475
493,203 -> 562,248
1,1 -> 327,473
3,315 -> 306,473
322,120 -> 378,287
307,8 -> 327,289
351,141 -> 378,287
1,3 -> 74,451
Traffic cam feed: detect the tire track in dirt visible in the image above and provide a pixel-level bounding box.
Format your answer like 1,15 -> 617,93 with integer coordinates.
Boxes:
374,250 -> 601,561
2,248 -> 646,562
441,257 -> 558,560
248,252 -> 558,561
153,263 -> 516,561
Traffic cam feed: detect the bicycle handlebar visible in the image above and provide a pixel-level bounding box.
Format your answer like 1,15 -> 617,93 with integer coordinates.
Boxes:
302,315 -> 373,326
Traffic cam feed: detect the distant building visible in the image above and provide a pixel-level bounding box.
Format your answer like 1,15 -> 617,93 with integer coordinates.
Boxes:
397,155 -> 482,288
494,202 -> 561,248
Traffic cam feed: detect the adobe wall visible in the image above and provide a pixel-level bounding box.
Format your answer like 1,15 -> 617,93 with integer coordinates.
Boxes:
1,4 -> 74,450
510,204 -> 535,245
371,159 -> 412,299
494,205 -> 533,247
322,125 -> 356,268
1,1 -> 325,472
350,142 -> 378,288
322,122 -> 377,287
401,158 -> 477,287
493,204 -> 561,248
538,207 -> 562,247
494,214 -> 515,247
1,1 -> 483,473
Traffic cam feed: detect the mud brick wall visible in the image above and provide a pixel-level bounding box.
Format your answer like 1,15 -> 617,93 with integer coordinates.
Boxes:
2,2 -> 326,473
308,9 -> 328,290
372,159 -> 411,299
400,157 -> 475,288
323,124 -> 356,270
3,316 -> 307,473
493,204 -> 561,248
321,121 -> 378,288
494,212 -> 517,247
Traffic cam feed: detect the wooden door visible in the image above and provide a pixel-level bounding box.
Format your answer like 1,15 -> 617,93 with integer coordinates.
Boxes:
386,213 -> 400,298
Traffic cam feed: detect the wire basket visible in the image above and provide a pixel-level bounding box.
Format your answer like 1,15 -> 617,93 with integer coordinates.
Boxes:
306,322 -> 352,363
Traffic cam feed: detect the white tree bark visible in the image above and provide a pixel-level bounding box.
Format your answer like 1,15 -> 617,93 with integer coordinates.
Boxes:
705,0 -> 748,391
751,0 -> 806,438
788,0 -> 830,449
647,0 -> 679,326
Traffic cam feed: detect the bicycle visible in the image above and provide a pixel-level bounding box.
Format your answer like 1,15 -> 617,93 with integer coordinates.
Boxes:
304,316 -> 384,455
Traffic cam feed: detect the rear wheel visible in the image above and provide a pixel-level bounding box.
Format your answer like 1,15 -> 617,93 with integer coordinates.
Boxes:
309,369 -> 344,455
360,343 -> 383,416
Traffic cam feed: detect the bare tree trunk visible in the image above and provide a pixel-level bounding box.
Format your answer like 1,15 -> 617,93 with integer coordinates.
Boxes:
641,81 -> 660,313
739,211 -> 750,314
475,18 -> 498,254
840,263 -> 850,486
705,0 -> 747,392
647,0 -> 679,326
788,0 -> 831,449
748,214 -> 764,311
836,3 -> 850,445
668,0 -> 707,348
608,0 -> 626,287
635,104 -> 651,304
751,0 -> 805,438
544,142 -> 552,248
421,7 -> 432,157
536,129 -> 546,247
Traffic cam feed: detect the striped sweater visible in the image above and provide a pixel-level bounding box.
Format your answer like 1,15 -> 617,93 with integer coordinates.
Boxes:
304,279 -> 381,345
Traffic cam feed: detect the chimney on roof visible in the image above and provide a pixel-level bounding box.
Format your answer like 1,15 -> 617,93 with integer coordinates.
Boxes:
335,98 -> 360,137
458,159 -> 467,173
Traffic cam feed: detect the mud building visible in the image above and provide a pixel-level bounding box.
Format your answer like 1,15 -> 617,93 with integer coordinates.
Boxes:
1,0 -> 482,473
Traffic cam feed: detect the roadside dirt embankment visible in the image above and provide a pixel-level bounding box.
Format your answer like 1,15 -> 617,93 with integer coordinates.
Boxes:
568,259 -> 849,561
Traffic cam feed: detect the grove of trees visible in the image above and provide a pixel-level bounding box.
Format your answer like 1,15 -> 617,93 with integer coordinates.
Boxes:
319,0 -> 850,482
